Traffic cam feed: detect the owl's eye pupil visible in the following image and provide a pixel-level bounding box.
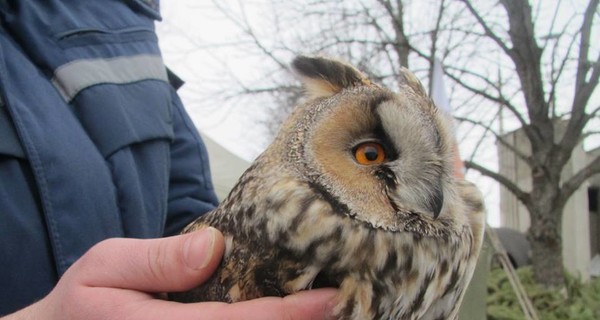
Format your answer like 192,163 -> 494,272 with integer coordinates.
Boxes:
353,142 -> 386,165
364,147 -> 379,161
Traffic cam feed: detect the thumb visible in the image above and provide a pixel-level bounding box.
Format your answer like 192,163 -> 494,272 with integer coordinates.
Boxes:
70,227 -> 225,293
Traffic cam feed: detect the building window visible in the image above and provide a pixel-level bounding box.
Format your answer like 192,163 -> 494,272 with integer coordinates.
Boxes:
589,187 -> 599,213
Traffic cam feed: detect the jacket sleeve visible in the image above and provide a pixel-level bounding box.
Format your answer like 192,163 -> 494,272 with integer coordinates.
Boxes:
164,87 -> 219,236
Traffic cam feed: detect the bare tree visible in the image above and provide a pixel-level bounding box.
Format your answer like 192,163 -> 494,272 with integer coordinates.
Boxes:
207,0 -> 457,136
454,0 -> 600,288
196,0 -> 599,288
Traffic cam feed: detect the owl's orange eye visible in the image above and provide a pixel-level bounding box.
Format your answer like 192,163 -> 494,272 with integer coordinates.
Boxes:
353,142 -> 386,165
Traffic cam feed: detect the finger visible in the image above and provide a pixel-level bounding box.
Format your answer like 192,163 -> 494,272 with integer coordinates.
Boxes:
71,227 -> 225,292
120,288 -> 338,320
214,288 -> 338,320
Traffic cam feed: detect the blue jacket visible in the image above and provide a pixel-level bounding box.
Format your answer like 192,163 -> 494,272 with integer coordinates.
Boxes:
0,0 -> 219,314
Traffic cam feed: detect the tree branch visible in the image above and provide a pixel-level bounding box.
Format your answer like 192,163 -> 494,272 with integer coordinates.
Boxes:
213,0 -> 290,72
459,0 -> 512,56
456,116 -> 532,164
444,67 -> 530,130
560,0 -> 600,162
465,160 -> 530,205
558,155 -> 600,207
375,0 -> 410,67
590,105 -> 600,118
580,130 -> 600,142
546,25 -> 579,118
498,0 -> 550,149
574,0 -> 599,90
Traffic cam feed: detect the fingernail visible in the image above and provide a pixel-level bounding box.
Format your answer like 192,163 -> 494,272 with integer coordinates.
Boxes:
183,227 -> 216,270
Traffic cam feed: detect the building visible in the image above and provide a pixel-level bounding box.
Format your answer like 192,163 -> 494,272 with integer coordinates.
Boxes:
588,147 -> 600,261
498,124 -> 599,279
199,132 -> 251,200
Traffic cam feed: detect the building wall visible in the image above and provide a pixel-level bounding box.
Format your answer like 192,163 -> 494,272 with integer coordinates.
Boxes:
497,124 -> 592,280
498,129 -> 531,232
588,148 -> 600,258
590,189 -> 599,256
200,132 -> 251,200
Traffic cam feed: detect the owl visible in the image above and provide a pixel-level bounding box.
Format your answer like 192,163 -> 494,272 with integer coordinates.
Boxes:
170,56 -> 486,320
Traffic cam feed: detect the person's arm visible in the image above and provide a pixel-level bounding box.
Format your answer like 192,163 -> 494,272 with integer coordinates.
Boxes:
164,87 -> 220,236
1,228 -> 336,320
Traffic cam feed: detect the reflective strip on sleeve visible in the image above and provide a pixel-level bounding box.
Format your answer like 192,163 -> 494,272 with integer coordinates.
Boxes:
51,55 -> 168,102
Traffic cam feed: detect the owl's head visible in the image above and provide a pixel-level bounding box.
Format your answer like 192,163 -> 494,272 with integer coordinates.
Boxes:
268,56 -> 459,234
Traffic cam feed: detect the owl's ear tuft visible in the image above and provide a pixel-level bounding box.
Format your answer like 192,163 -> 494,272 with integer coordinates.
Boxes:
398,67 -> 429,99
292,56 -> 370,99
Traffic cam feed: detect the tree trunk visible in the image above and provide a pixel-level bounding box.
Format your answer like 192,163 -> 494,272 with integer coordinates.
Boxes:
527,207 -> 566,288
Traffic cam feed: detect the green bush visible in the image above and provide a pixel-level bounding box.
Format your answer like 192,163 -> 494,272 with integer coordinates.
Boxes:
487,267 -> 600,320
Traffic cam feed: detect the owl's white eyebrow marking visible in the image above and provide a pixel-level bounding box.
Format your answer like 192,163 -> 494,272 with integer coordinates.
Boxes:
367,93 -> 393,112
370,98 -> 401,161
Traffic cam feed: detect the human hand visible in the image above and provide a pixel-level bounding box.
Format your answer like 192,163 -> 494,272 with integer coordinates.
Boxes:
3,227 -> 336,320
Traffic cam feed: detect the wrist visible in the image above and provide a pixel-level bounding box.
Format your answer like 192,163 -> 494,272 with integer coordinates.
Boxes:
1,297 -> 48,320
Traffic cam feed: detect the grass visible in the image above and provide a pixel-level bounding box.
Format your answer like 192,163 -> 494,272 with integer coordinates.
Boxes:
487,267 -> 600,320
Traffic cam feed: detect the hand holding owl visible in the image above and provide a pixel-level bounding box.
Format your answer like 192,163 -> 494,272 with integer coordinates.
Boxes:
1,228 -> 336,320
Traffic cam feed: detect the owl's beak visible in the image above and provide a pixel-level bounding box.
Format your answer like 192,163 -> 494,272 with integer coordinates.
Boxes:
428,185 -> 444,219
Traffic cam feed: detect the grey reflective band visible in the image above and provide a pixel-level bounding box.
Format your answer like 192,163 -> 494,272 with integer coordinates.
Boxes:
51,55 -> 168,102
